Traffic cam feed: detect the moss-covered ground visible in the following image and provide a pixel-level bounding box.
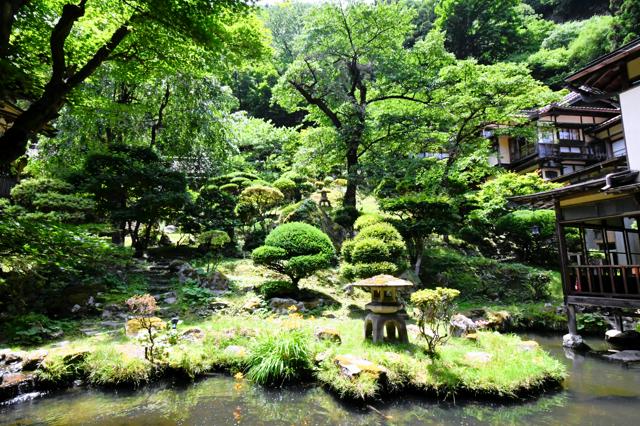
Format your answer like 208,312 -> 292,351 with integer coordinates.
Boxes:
8,258 -> 566,403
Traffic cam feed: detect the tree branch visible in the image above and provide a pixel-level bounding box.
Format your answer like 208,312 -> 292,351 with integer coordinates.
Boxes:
0,0 -> 28,58
50,0 -> 88,84
289,79 -> 342,129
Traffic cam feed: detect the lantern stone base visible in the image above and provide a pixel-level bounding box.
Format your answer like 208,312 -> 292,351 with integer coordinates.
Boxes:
364,312 -> 409,344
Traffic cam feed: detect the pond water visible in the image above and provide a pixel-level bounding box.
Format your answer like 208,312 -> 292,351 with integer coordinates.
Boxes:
2,334 -> 640,425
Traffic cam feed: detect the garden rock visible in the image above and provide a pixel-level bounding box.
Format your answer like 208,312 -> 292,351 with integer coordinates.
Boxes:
168,259 -> 188,272
21,350 -> 48,371
486,311 -> 511,330
242,299 -> 262,313
0,372 -> 35,402
563,333 -> 590,351
334,354 -> 386,378
604,350 -> 640,363
177,263 -> 199,283
315,327 -> 341,344
202,271 -> 230,291
224,345 -> 248,357
464,351 -> 493,364
181,328 -> 205,343
269,298 -> 305,315
449,314 -> 477,337
605,330 -> 640,350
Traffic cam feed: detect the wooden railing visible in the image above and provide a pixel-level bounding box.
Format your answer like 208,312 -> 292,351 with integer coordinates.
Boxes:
568,265 -> 640,299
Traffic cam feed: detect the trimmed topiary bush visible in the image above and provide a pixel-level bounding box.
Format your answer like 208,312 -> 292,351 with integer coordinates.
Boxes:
353,214 -> 384,231
273,177 -> 297,201
258,280 -> 298,299
341,221 -> 408,280
252,222 -> 336,286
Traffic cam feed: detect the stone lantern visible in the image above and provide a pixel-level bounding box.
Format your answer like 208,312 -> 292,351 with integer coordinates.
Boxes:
352,274 -> 413,344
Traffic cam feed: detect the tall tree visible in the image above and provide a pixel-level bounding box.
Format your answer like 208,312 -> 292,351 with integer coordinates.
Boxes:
0,0 -> 266,166
435,0 -> 526,63
610,0 -> 640,46
273,1 -> 427,208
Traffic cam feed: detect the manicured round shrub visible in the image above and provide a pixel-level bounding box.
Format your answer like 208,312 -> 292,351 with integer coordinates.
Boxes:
353,214 -> 384,231
357,222 -> 403,242
258,280 -> 298,299
273,177 -> 297,200
353,261 -> 398,279
340,220 -> 407,280
252,222 -> 336,286
351,238 -> 390,263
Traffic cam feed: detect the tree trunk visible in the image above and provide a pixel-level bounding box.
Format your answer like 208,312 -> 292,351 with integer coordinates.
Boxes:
343,139 -> 360,208
414,253 -> 423,276
0,82 -> 67,164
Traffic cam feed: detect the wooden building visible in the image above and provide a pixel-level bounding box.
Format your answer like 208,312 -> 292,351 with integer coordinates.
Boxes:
511,38 -> 640,342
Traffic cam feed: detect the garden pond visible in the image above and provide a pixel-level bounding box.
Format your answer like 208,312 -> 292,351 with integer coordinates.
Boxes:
1,334 -> 639,425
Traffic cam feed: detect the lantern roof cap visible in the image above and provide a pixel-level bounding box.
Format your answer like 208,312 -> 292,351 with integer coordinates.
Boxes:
351,274 -> 413,289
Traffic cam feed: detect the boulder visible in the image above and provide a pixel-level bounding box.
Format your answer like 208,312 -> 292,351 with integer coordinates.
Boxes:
315,327 -> 341,344
268,298 -> 305,315
0,372 -> 35,402
562,333 -> 590,351
242,299 -> 262,313
21,350 -> 48,371
486,310 -> 511,330
181,328 -> 205,343
334,354 -> 386,378
168,259 -> 189,272
464,351 -> 493,364
605,329 -> 640,350
449,314 -> 477,337
604,350 -> 640,363
202,271 -> 230,291
177,263 -> 199,283
224,345 -> 248,357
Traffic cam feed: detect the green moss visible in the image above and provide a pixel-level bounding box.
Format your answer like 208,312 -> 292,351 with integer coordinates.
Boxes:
85,347 -> 153,387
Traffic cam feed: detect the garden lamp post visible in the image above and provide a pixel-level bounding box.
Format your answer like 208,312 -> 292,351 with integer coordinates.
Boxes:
352,274 -> 413,344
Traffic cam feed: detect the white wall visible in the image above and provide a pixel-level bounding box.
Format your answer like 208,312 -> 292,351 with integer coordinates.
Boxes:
620,84 -> 640,176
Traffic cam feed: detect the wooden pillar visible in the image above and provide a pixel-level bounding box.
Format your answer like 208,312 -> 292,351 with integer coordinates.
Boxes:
567,304 -> 578,335
554,199 -> 571,302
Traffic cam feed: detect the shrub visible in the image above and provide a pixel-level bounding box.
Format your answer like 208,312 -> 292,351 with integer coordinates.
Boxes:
0,218 -> 131,316
332,205 -> 359,229
495,209 -> 557,266
10,178 -> 95,223
341,221 -> 408,280
126,294 -> 164,363
252,222 -> 335,287
410,287 -> 460,356
235,185 -> 284,230
258,280 -> 298,299
420,246 -> 552,302
273,177 -> 297,201
353,214 -> 384,231
246,328 -> 313,386
351,238 -> 389,263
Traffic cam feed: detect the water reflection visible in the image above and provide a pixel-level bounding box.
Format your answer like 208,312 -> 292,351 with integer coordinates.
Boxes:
2,334 -> 640,425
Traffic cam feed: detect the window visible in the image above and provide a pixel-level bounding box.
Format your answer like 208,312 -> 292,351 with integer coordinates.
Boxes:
542,169 -> 558,179
612,139 -> 627,157
558,128 -> 581,141
538,128 -> 554,144
559,146 -> 582,153
562,164 -> 584,175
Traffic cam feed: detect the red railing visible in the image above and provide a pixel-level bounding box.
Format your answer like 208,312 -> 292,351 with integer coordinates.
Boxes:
569,265 -> 640,298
